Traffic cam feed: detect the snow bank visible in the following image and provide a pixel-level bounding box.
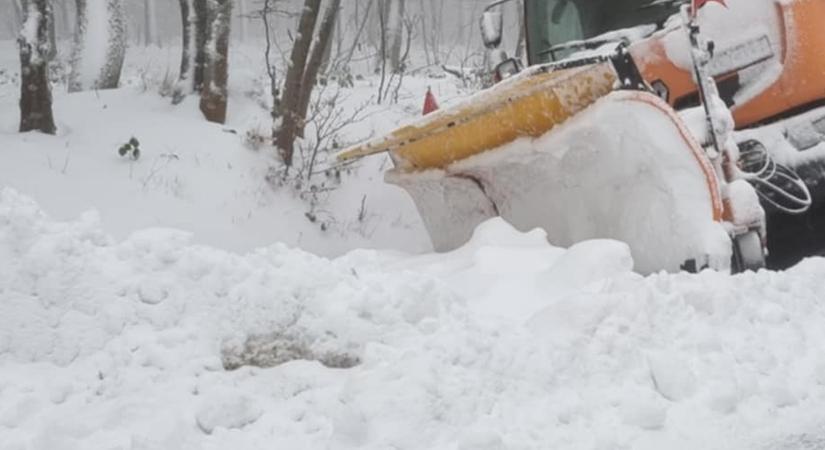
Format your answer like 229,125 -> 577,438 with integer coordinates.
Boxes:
0,187 -> 451,368
3,190 -> 825,449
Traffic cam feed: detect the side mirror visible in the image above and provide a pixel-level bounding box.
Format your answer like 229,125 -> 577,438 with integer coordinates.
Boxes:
494,58 -> 523,83
480,9 -> 504,49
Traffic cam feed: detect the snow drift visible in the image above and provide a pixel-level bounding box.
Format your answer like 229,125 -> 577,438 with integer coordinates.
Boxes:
2,189 -> 825,449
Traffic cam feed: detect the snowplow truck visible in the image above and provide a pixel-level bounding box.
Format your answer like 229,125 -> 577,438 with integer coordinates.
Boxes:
340,0 -> 825,273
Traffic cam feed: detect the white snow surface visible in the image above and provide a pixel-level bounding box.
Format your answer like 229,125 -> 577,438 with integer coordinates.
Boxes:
3,189 -> 825,449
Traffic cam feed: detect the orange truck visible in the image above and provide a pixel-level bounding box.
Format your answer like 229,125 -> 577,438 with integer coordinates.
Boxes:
340,0 -> 825,272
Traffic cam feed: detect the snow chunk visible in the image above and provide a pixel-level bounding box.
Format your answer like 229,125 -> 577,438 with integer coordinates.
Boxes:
648,351 -> 698,401
195,391 -> 263,434
622,394 -> 669,430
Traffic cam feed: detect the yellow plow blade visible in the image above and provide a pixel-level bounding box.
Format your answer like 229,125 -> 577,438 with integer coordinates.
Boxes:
338,62 -> 618,171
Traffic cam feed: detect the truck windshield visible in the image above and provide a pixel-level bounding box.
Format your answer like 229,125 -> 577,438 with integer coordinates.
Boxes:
524,0 -> 682,64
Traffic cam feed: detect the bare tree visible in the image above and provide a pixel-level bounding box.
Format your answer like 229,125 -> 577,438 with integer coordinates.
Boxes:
143,0 -> 157,47
258,0 -> 280,118
385,0 -> 405,73
424,0 -> 443,65
333,0 -> 373,74
99,0 -> 126,88
173,0 -> 212,104
275,0 -> 322,166
295,0 -> 341,137
193,0 -> 209,91
172,0 -> 194,103
199,0 -> 232,123
19,0 -> 56,134
69,0 -> 127,92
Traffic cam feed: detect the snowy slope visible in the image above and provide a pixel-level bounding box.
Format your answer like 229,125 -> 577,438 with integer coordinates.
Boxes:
0,39 -> 474,257
3,189 -> 825,450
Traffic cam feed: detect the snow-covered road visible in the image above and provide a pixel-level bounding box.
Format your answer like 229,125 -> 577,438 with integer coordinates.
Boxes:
3,188 -> 825,449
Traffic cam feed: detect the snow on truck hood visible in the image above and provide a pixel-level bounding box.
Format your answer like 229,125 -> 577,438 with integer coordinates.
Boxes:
3,188 -> 825,449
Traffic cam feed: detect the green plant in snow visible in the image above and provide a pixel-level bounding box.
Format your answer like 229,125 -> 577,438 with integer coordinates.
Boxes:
118,137 -> 141,160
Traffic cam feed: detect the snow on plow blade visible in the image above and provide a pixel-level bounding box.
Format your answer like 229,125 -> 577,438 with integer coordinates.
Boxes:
388,90 -> 733,274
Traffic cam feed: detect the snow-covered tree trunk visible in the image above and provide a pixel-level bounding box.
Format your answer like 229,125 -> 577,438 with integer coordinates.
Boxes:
46,5 -> 57,61
199,0 -> 232,124
19,0 -> 56,134
275,0 -> 322,166
193,0 -> 210,92
386,0 -> 405,73
98,0 -> 126,89
68,0 -> 127,92
143,0 -> 157,47
295,0 -> 341,138
172,0 -> 194,104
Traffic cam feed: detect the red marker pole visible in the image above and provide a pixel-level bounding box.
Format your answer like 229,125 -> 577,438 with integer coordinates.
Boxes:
691,0 -> 727,17
423,87 -> 439,116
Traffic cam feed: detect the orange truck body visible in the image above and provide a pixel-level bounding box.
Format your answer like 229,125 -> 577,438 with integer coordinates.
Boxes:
631,0 -> 825,128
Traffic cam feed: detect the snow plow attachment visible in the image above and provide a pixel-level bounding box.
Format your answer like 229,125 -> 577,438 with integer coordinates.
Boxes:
338,59 -> 619,170
340,51 -> 737,273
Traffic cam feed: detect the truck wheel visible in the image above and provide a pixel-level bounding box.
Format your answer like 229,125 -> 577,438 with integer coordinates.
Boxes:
732,231 -> 766,273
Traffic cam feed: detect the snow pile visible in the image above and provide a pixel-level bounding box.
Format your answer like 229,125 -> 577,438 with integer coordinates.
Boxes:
0,186 -> 465,447
3,190 -> 825,449
0,186 -> 453,369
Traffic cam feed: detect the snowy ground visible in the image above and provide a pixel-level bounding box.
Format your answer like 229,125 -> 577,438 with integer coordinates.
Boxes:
0,40 -> 474,257
4,39 -> 825,449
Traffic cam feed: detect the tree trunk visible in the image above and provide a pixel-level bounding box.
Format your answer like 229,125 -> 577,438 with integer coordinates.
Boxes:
98,0 -> 126,89
275,0 -> 322,167
319,7 -> 337,75
46,3 -> 57,61
199,0 -> 232,124
143,0 -> 157,47
339,0 -> 373,73
261,0 -> 279,117
19,0 -> 57,135
295,0 -> 340,138
67,0 -> 85,92
172,0 -> 193,104
69,0 -> 127,92
386,0 -> 405,73
192,0 -> 209,92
